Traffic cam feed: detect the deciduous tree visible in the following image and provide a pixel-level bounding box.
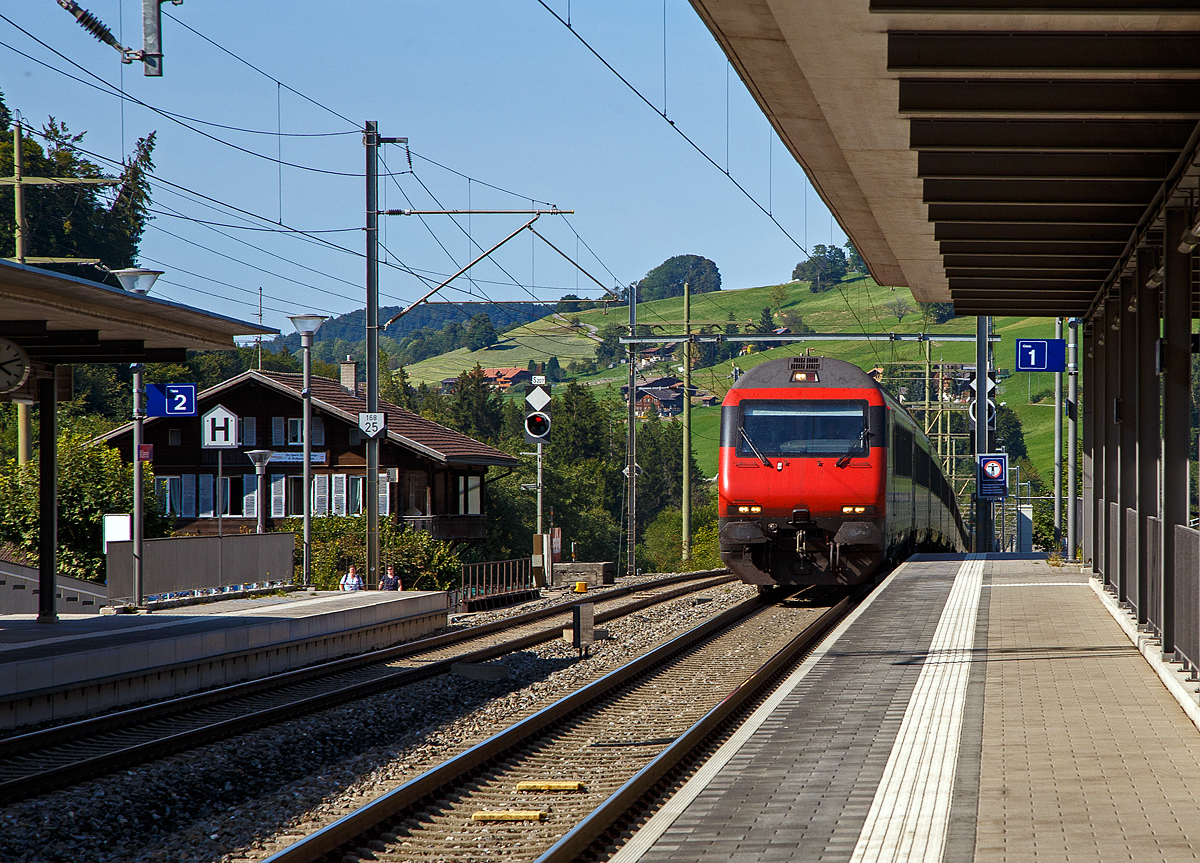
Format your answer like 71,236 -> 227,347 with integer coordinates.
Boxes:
636,254 -> 721,301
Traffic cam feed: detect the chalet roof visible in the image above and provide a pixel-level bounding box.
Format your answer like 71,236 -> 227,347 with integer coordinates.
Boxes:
101,370 -> 519,468
639,387 -> 682,402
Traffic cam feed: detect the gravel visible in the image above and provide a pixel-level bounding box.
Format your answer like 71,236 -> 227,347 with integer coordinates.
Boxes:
0,577 -> 753,863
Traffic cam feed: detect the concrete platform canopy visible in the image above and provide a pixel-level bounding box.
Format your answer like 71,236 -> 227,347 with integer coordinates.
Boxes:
689,0 -> 1200,317
0,259 -> 276,622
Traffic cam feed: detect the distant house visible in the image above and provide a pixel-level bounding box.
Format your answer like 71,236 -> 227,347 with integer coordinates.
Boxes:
480,367 -> 532,390
98,360 -> 518,541
636,387 -> 683,418
637,345 -> 674,370
621,376 -> 681,400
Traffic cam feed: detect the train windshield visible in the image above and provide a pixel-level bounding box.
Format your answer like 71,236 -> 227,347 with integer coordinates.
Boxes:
739,400 -> 868,456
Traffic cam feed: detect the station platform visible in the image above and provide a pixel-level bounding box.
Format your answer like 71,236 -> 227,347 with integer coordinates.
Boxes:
0,589 -> 447,730
614,554 -> 1200,863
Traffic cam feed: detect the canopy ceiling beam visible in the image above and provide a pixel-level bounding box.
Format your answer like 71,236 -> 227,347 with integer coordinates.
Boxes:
901,79 -> 1200,116
890,32 -> 1200,72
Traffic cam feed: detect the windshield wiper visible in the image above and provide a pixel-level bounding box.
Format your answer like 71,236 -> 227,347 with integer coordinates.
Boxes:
739,427 -> 772,468
836,428 -> 872,469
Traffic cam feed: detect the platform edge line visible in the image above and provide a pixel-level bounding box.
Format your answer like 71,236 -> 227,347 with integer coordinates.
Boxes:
607,561 -> 915,863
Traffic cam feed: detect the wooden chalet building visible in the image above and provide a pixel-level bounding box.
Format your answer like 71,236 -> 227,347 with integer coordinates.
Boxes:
100,362 -> 518,540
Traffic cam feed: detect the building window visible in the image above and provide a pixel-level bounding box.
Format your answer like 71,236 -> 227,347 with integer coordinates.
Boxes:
404,471 -> 426,516
287,476 -> 304,515
155,476 -> 182,515
286,418 -> 303,445
458,475 -> 481,515
168,429 -> 181,446
347,475 -> 363,515
348,427 -> 362,446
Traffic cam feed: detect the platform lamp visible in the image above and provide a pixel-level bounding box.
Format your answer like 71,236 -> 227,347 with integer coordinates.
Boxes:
245,450 -> 276,535
288,314 -> 328,587
112,267 -> 163,294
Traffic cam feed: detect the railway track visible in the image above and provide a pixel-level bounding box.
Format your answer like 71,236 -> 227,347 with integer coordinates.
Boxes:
256,584 -> 858,863
0,571 -> 732,804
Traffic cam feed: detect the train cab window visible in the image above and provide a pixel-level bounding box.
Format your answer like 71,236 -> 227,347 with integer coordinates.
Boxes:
738,400 -> 868,457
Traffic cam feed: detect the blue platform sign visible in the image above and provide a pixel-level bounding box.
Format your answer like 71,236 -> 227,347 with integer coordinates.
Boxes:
978,453 -> 1009,500
1015,338 -> 1066,373
146,383 -> 197,417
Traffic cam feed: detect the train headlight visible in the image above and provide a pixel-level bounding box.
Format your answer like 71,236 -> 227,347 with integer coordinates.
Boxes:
736,504 -> 762,514
841,505 -> 875,515
792,371 -> 819,382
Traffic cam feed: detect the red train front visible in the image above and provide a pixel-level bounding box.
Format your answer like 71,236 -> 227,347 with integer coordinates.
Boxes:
718,356 -> 965,587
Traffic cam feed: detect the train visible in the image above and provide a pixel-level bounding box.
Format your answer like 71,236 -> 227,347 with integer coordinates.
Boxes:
718,356 -> 968,587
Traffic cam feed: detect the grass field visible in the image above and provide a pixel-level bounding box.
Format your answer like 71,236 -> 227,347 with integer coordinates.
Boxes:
406,276 -> 1076,485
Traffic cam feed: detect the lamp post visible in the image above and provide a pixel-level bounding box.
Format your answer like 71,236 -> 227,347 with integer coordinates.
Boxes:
288,314 -> 328,587
119,269 -> 161,610
245,450 -> 276,534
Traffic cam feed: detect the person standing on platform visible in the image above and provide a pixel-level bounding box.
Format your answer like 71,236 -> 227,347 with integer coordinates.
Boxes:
379,565 -> 401,591
339,565 -> 363,591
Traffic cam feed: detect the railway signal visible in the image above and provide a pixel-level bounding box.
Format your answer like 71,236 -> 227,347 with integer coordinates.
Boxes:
524,383 -> 552,444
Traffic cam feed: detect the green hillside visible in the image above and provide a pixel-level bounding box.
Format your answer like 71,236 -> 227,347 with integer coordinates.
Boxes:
405,276 -> 1073,486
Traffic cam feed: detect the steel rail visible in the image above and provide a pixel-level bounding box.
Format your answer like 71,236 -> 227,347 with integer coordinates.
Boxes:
536,593 -> 855,863
0,571 -> 731,803
260,587 -> 855,863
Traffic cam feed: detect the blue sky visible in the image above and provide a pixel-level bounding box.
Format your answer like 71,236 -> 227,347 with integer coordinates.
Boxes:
2,1 -> 844,336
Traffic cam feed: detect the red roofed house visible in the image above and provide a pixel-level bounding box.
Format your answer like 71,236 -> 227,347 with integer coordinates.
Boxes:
479,367 -> 532,390
99,360 -> 518,541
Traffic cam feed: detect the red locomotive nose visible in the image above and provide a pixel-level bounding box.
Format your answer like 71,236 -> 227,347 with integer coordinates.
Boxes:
718,357 -> 966,587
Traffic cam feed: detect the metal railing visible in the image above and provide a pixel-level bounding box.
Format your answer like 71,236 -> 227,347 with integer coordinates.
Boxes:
1107,502 -> 1120,589
458,557 -> 535,609
1125,507 -> 1138,615
1176,526 -> 1200,672
1147,517 -> 1163,637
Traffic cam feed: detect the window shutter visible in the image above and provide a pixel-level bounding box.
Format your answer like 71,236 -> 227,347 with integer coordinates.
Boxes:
314,474 -> 329,516
270,474 -> 286,517
379,473 -> 390,516
332,474 -> 347,516
272,416 -> 285,446
312,416 -> 325,447
243,474 -> 257,518
198,474 -> 214,518
242,416 -> 257,447
181,474 -> 197,518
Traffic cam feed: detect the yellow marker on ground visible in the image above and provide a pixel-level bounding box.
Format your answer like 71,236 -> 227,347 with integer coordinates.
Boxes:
516,780 -> 586,792
574,581 -> 588,593
472,810 -> 546,822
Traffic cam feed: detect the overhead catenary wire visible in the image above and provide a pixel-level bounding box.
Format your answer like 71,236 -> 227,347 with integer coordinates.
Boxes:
532,0 -> 880,363
0,21 -> 398,177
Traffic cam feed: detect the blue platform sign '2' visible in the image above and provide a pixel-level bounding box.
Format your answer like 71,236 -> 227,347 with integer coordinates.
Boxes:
146,383 -> 198,417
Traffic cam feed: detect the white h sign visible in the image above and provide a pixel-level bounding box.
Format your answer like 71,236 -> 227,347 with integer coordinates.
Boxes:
201,405 -> 239,449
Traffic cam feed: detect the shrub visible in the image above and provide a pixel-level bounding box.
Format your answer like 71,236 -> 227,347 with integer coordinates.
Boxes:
278,516 -> 461,591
